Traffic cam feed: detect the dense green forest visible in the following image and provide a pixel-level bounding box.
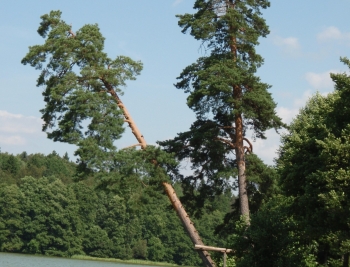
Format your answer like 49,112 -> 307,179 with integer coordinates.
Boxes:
0,150 -> 234,265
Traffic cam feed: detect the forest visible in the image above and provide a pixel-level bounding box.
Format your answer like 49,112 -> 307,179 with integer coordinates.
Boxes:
1,1 -> 350,267
0,150 -> 232,265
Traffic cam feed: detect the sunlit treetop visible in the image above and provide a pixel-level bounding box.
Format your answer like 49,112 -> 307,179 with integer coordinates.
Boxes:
22,10 -> 143,171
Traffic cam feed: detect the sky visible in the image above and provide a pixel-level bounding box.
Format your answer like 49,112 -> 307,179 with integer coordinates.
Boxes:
1,1 -> 350,166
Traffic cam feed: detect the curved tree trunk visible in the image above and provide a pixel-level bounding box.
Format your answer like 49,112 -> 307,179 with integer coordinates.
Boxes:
103,80 -> 216,267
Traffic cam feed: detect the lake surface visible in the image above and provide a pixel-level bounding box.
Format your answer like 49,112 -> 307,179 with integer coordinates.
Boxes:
0,253 -> 151,267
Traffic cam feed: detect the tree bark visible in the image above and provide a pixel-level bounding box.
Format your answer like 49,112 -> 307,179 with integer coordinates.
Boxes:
234,113 -> 250,223
103,80 -> 216,267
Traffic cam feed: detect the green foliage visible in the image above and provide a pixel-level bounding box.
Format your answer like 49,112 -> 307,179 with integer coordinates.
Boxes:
0,153 -> 23,184
0,151 -> 76,185
0,176 -> 84,256
218,256 -> 236,267
21,10 -> 143,171
20,176 -> 84,256
229,196 -> 319,267
132,239 -> 148,259
0,144 -> 237,266
0,154 -> 21,175
175,0 -> 282,133
0,185 -> 24,252
275,58 -> 350,265
82,225 -> 113,258
0,155 -> 180,264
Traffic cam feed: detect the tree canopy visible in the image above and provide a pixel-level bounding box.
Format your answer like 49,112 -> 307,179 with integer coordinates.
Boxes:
21,10 -> 143,172
276,58 -> 350,266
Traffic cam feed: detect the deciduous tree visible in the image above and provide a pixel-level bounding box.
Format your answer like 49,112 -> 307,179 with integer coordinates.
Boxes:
277,58 -> 350,266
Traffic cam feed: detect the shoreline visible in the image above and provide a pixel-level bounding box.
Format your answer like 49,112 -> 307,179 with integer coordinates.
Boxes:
0,252 -> 194,267
71,255 -> 184,266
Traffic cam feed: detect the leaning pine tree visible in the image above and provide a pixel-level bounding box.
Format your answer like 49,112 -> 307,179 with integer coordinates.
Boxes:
160,0 -> 284,223
22,11 -> 216,267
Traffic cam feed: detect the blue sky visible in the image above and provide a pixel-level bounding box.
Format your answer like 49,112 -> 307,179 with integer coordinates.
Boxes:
1,1 -> 350,165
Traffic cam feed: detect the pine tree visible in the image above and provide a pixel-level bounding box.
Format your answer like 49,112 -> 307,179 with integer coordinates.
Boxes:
160,0 -> 284,222
21,10 -> 142,171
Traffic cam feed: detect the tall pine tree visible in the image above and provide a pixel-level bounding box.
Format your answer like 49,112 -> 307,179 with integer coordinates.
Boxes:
160,0 -> 284,222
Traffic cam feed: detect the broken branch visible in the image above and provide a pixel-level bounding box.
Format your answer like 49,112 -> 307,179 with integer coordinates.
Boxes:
243,137 -> 253,153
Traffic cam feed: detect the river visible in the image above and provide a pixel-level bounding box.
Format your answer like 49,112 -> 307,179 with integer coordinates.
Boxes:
0,253 -> 155,267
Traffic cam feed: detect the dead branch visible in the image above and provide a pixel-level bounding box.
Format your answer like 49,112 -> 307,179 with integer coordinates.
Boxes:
243,146 -> 251,154
243,137 -> 253,153
122,143 -> 142,150
68,25 -> 76,37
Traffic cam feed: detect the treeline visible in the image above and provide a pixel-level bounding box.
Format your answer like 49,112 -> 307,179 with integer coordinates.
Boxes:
0,151 -> 232,266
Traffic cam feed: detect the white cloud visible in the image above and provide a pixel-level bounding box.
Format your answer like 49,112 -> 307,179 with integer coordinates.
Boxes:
305,70 -> 335,90
272,36 -> 301,56
0,110 -> 43,134
277,69 -> 348,127
293,90 -> 313,108
0,135 -> 26,146
172,0 -> 184,7
253,129 -> 281,165
274,37 -> 300,49
304,70 -> 350,91
318,26 -> 350,42
276,106 -> 299,124
0,110 -> 44,146
274,90 -> 312,126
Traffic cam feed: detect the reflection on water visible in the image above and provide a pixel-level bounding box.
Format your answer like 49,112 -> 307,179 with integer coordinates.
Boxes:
0,253 -> 147,267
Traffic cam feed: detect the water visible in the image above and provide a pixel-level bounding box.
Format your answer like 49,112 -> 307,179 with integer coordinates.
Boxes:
0,253 -> 150,267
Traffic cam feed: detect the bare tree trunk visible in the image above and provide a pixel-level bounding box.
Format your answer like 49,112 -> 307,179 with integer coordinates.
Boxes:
235,113 -> 250,223
103,80 -> 216,267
